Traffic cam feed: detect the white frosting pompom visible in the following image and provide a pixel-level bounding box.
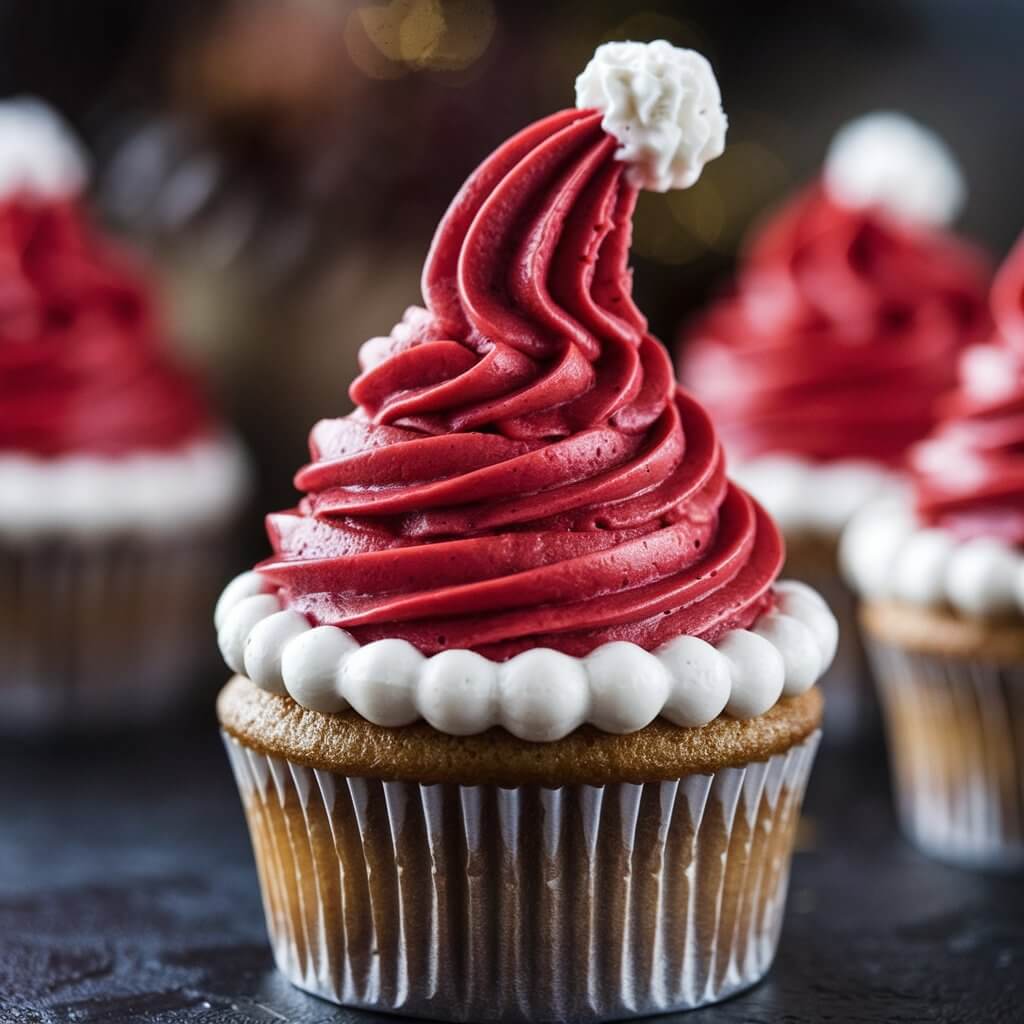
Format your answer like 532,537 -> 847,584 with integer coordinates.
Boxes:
0,97 -> 88,199
244,609 -> 310,696
218,594 -> 283,676
823,112 -> 964,226
342,639 -> 423,727
575,39 -> 726,192
656,635 -> 731,727
718,630 -> 786,719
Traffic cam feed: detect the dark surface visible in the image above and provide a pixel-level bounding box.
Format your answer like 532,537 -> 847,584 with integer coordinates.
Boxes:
1,711 -> 1022,1024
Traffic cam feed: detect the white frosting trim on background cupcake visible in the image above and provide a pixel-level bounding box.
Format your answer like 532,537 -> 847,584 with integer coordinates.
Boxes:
574,39 -> 727,192
0,97 -> 89,199
215,573 -> 837,742
823,112 -> 965,227
841,496 -> 1024,619
0,435 -> 250,542
729,453 -> 905,538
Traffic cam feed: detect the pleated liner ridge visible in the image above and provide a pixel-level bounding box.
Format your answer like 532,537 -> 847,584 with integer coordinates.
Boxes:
867,640 -> 1024,870
223,730 -> 820,1022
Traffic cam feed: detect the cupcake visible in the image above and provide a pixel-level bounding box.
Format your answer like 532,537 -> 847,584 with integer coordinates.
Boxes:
215,41 -> 837,1020
843,233 -> 1024,870
680,112 -> 990,737
0,99 -> 249,732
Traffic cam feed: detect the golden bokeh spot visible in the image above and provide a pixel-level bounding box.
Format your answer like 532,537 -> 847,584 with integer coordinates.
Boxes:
631,191 -> 704,266
347,0 -> 494,77
601,12 -> 710,57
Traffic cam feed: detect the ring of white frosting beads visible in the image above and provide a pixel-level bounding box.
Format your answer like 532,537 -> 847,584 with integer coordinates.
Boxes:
216,573 -> 836,743
842,499 -> 1024,619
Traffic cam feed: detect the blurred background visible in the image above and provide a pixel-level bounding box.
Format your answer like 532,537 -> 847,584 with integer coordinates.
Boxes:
3,0 -> 1021,534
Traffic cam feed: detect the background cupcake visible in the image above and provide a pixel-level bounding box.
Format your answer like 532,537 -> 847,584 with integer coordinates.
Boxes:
214,41 -> 838,1021
0,98 -> 249,733
842,232 -> 1024,870
678,112 -> 991,738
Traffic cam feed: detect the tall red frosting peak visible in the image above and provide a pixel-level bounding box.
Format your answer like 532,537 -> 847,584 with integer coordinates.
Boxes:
680,183 -> 991,465
260,107 -> 783,659
0,195 -> 213,457
912,233 -> 1024,547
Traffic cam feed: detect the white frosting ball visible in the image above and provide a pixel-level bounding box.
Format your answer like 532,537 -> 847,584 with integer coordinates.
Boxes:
218,594 -> 282,676
281,626 -> 356,713
575,39 -> 726,192
498,649 -> 590,741
417,649 -> 498,735
214,571 -> 267,631
341,639 -> 423,727
754,612 -> 821,696
890,528 -> 957,607
585,642 -> 670,733
946,538 -> 1018,617
824,111 -> 964,226
718,630 -> 786,719
774,580 -> 840,670
244,610 -> 310,695
655,635 -> 731,727
839,499 -> 916,600
0,97 -> 88,199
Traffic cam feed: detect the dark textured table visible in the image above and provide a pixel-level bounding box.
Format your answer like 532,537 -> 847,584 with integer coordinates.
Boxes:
2,703 -> 1022,1024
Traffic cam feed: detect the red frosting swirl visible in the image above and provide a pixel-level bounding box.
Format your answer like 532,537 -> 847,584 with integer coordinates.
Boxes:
258,109 -> 783,659
0,196 -> 212,457
680,184 -> 990,465
912,233 -> 1024,546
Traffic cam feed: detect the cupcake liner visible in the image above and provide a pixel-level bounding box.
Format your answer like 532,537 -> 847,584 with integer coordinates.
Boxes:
0,533 -> 233,733
785,534 -> 875,742
865,637 -> 1024,870
223,729 -> 820,1022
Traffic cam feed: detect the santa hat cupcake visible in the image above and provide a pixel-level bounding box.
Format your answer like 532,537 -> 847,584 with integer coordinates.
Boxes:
679,112 -> 990,737
0,98 -> 249,732
843,233 -> 1024,870
215,41 -> 836,1019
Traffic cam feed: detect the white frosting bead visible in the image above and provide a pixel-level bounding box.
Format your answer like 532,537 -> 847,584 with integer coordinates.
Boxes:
341,639 -> 423,727
585,642 -> 670,733
498,649 -> 590,742
281,626 -> 356,713
244,610 -> 311,695
214,571 -> 267,631
575,40 -> 726,192
655,635 -> 731,727
946,538 -> 1018,617
0,97 -> 88,199
0,436 -> 250,543
218,594 -> 282,676
839,499 -> 916,600
824,112 -> 965,226
754,612 -> 822,697
417,649 -> 498,736
890,528 -> 957,607
732,453 -> 902,537
718,630 -> 786,719
774,580 -> 840,669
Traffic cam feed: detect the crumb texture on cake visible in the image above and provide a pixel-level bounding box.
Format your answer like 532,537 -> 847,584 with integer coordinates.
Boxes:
217,675 -> 823,786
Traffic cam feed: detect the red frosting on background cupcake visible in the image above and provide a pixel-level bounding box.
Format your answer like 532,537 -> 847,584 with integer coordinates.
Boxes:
912,233 -> 1024,547
258,108 -> 784,659
680,183 -> 990,465
0,196 -> 212,457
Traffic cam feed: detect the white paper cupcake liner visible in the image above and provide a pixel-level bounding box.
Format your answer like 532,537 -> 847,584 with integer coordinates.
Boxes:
223,729 -> 820,1022
0,534 -> 234,733
865,638 -> 1024,870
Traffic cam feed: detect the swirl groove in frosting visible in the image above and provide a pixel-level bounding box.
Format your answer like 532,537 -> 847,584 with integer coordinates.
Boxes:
258,105 -> 783,659
680,167 -> 990,467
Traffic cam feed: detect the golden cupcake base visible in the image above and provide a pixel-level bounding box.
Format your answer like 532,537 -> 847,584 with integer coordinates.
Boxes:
862,600 -> 1024,870
220,679 -> 822,1020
